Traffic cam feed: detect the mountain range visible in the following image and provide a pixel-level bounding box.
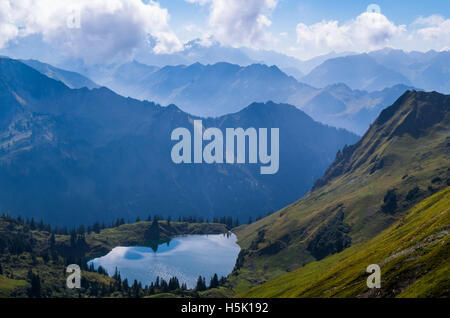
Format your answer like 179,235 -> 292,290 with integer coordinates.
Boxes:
19,46 -> 449,135
100,61 -> 310,118
132,38 -> 336,78
74,43 -> 450,94
63,59 -> 414,135
0,57 -> 357,225
302,49 -> 450,93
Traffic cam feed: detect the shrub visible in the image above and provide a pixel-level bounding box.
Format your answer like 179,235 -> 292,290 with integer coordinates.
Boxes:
381,189 -> 397,214
307,211 -> 352,260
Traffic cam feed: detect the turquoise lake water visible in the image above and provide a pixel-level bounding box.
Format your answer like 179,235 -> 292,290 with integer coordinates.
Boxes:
87,233 -> 240,289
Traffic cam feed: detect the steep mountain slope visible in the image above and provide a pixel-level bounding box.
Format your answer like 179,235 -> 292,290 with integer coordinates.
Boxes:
239,187 -> 450,298
0,58 -> 357,225
21,59 -> 99,90
231,91 -> 450,292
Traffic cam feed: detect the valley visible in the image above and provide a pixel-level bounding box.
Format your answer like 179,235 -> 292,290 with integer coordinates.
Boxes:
0,0 -> 449,303
0,89 -> 448,299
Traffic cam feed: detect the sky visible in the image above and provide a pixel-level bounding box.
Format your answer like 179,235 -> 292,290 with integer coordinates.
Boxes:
0,0 -> 449,63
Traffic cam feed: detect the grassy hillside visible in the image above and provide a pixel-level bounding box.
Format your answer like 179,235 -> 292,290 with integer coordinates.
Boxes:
0,276 -> 27,297
230,91 -> 450,293
238,187 -> 450,298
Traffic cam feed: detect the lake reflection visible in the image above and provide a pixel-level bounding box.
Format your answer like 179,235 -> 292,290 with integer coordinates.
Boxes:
88,233 -> 240,289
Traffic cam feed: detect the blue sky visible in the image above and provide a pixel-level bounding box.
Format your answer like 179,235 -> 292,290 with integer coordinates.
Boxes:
0,0 -> 449,63
163,0 -> 450,30
271,0 -> 450,41
272,0 -> 450,25
160,0 -> 450,58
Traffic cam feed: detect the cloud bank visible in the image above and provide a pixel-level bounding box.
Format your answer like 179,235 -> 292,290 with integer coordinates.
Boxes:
1,1 -> 449,62
0,0 -> 182,63
294,10 -> 450,59
186,0 -> 278,48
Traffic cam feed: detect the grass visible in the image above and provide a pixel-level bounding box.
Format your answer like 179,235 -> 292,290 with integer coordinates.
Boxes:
231,97 -> 450,291
0,275 -> 27,297
237,187 -> 450,298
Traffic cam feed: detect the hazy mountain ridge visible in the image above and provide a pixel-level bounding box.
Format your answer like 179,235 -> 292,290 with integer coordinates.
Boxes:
91,59 -> 416,134
20,59 -> 99,90
105,61 -> 309,118
302,49 -> 450,93
0,58 -> 358,225
133,38 -> 323,77
302,53 -> 412,91
12,48 -> 440,135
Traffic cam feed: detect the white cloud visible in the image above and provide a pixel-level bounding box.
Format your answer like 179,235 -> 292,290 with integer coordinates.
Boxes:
0,0 -> 182,63
414,18 -> 450,44
0,1 -> 20,48
403,15 -> 450,52
295,12 -> 406,58
185,0 -> 278,48
293,11 -> 450,59
412,14 -> 445,27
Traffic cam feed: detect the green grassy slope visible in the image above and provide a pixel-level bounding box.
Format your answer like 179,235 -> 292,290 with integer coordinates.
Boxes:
0,276 -> 27,297
231,91 -> 450,293
238,187 -> 450,298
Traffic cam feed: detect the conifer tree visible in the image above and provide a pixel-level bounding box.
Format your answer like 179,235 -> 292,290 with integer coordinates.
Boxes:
196,276 -> 207,291
209,273 -> 219,289
27,270 -> 41,298
49,234 -> 56,250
